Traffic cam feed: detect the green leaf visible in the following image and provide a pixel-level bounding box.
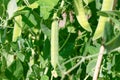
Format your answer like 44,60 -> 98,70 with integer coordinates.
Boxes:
103,21 -> 114,43
13,9 -> 29,18
22,12 -> 37,28
0,4 -> 4,16
22,15 -> 35,28
28,14 -> 37,26
13,60 -> 23,78
105,32 -> 120,52
86,59 -> 97,76
98,10 -> 120,19
39,0 -> 59,19
87,45 -> 100,54
1,51 -> 14,67
41,75 -> 49,80
5,59 -> 23,79
114,54 -> 120,72
31,64 -> 41,78
17,52 -> 25,62
67,26 -> 76,33
41,24 -> 51,40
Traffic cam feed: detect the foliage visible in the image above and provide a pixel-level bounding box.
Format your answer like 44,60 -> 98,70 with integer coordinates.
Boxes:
0,0 -> 120,80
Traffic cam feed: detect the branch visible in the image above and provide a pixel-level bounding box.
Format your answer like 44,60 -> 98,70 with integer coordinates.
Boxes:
93,45 -> 105,80
64,58 -> 85,75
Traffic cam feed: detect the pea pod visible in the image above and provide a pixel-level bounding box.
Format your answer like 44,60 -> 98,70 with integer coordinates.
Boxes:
51,13 -> 59,70
93,0 -> 114,40
74,0 -> 92,32
12,15 -> 22,42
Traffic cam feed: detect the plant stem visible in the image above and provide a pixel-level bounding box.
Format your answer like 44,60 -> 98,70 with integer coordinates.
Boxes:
64,58 -> 85,75
93,45 -> 105,80
84,74 -> 90,80
62,56 -> 83,65
59,33 -> 71,51
60,0 -> 64,8
62,54 -> 98,77
63,54 -> 98,65
23,0 -> 30,6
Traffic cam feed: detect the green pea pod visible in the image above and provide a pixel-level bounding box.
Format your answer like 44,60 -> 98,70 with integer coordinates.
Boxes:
93,0 -> 114,40
12,15 -> 22,42
74,0 -> 92,32
51,13 -> 59,69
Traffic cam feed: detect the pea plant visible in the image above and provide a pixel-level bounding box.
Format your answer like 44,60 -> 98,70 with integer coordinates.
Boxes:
0,0 -> 120,80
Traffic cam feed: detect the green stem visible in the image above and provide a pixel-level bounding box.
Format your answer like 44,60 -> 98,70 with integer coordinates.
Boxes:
63,54 -> 98,75
59,33 -> 71,51
64,58 -> 85,75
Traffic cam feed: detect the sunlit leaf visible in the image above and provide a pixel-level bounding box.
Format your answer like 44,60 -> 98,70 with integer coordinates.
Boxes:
7,0 -> 18,19
12,15 -> 22,42
28,1 -> 39,9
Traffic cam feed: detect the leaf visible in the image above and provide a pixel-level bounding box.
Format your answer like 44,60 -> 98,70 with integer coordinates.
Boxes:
1,50 -> 14,67
13,59 -> 23,78
31,64 -> 42,78
0,4 -> 4,16
87,45 -> 100,54
98,10 -> 120,19
39,0 -> 59,19
103,21 -> 114,43
43,38 -> 50,59
28,1 -> 39,9
5,59 -> 23,79
67,26 -> 76,33
105,32 -> 120,52
22,15 -> 35,28
1,56 -> 7,72
7,0 -> 18,19
12,15 -> 22,42
41,75 -> 49,80
114,54 -> 120,72
86,59 -> 97,76
13,9 -> 29,18
17,52 -> 25,62
41,24 -> 51,40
